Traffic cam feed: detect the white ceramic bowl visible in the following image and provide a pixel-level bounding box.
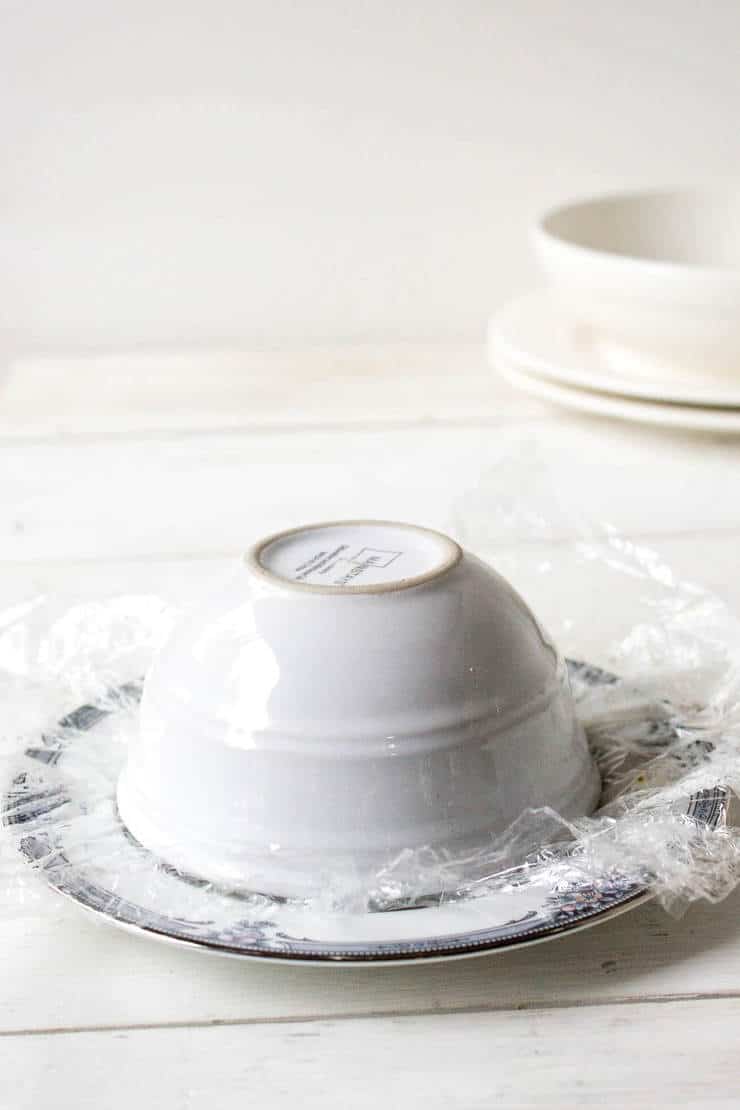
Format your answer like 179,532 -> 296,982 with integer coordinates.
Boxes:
533,189 -> 740,373
117,520 -> 599,898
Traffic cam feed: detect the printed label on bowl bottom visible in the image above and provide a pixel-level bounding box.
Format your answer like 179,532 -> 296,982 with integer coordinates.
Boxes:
257,522 -> 458,590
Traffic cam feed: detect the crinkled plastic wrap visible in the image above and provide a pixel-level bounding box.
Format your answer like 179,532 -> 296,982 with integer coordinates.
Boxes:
2,461 -> 740,935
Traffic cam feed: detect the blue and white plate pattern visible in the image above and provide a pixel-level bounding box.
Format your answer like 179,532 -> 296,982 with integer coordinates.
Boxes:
2,662 -> 727,965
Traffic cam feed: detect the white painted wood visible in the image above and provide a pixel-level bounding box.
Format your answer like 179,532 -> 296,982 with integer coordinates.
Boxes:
2,997 -> 740,1110
2,422 -> 740,565
0,344 -> 541,438
2,880 -> 740,1036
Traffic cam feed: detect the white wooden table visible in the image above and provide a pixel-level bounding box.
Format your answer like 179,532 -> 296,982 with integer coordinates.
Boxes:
2,345 -> 740,1108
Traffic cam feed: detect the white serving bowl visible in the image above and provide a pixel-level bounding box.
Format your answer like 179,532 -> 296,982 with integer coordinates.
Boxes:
533,189 -> 740,374
117,520 -> 599,899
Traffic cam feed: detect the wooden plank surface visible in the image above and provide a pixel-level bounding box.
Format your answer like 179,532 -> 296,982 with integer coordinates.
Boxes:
2,422 -> 740,566
3,997 -> 739,1110
2,880 -> 740,1036
0,343 -> 540,437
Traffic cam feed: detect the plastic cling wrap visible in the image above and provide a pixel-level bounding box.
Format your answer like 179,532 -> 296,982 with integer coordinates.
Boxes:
2,507 -> 740,941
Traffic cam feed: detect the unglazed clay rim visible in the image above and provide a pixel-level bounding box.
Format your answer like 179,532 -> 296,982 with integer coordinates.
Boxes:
245,519 -> 463,596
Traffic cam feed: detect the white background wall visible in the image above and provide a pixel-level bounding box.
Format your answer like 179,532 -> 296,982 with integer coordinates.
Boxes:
3,1 -> 740,352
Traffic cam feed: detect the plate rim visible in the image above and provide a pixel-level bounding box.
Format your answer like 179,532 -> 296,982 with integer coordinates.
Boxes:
2,661 -> 729,965
57,880 -> 655,967
490,291 -> 740,414
494,357 -> 740,433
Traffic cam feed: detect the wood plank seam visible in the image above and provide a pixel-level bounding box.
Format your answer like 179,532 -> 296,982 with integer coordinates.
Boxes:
2,989 -> 740,1040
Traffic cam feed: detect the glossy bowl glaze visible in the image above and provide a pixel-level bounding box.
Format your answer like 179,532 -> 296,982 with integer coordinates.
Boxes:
533,189 -> 740,374
117,520 -> 600,898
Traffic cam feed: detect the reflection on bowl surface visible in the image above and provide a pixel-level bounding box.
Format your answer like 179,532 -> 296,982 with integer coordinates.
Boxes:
117,520 -> 600,899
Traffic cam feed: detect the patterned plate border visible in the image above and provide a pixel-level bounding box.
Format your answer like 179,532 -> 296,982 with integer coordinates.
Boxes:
2,661 -> 729,965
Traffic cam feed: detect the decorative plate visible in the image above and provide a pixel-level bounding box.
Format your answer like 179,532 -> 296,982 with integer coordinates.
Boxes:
2,661 -> 727,966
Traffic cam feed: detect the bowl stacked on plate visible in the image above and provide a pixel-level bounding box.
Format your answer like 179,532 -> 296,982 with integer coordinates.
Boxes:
489,189 -> 740,432
118,519 -> 600,900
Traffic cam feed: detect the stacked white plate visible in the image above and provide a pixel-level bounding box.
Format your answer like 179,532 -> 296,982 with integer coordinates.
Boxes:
489,190 -> 740,432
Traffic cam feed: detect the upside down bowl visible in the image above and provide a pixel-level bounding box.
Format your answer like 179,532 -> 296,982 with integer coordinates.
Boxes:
117,520 -> 600,898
